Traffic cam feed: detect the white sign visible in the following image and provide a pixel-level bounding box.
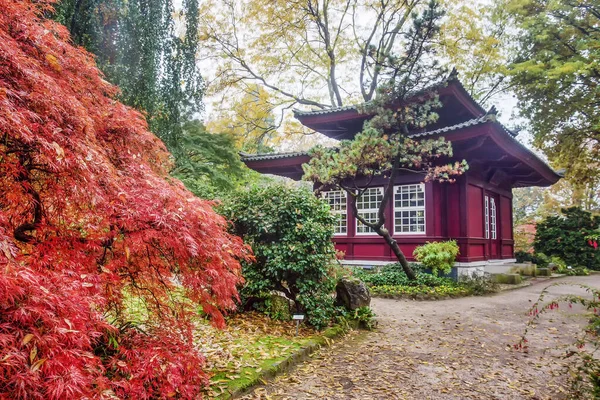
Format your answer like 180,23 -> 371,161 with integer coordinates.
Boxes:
292,314 -> 305,320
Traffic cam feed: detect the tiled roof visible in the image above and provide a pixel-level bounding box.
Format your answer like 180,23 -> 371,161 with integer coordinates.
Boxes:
407,115 -> 494,138
293,104 -> 359,117
239,151 -> 309,162
240,115 -> 499,161
240,115 -> 560,181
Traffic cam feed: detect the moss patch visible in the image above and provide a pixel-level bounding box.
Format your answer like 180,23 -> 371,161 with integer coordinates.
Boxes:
537,268 -> 552,276
510,264 -> 537,277
492,273 -> 523,284
199,313 -> 347,399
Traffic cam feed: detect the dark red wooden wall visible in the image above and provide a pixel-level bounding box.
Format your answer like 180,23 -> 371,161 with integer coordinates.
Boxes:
333,173 -> 514,263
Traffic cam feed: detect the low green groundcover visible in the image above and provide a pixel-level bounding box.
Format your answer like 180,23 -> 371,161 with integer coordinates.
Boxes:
352,263 -> 498,299
370,284 -> 471,298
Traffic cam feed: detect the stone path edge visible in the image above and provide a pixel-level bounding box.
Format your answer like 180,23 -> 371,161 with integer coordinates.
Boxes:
228,324 -> 354,399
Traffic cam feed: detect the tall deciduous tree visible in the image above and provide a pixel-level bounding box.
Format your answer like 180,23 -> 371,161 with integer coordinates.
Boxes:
200,0 -> 512,156
512,186 -> 547,224
438,0 -> 511,104
206,85 -> 279,152
505,0 -> 600,205
0,1 -> 249,398
200,0 -> 439,109
53,0 -> 204,149
201,0 -> 507,106
303,2 -> 468,280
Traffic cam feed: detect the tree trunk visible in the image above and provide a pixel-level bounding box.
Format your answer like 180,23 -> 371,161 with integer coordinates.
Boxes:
348,189 -> 417,280
376,227 -> 416,280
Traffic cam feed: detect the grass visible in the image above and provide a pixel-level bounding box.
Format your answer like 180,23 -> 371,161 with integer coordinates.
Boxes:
198,312 -> 345,399
207,335 -> 310,398
118,291 -> 342,398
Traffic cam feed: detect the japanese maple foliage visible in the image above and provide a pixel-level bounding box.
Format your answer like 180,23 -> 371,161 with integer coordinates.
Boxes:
0,1 -> 249,398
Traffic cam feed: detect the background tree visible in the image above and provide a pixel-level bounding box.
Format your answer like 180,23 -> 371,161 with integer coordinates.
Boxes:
0,1 -> 249,397
53,0 -> 204,149
534,208 -> 600,270
512,186 -> 547,224
303,1 -> 468,280
199,0 -> 515,155
542,179 -> 600,216
170,120 -> 259,199
200,0 -> 490,109
206,85 -> 279,153
503,0 -> 600,207
438,0 -> 511,104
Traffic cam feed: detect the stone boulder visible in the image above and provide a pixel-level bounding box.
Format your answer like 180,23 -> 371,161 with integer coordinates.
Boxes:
266,292 -> 294,321
336,277 -> 371,310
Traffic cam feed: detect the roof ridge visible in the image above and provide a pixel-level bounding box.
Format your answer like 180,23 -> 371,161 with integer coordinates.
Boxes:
408,115 -> 493,138
293,69 -> 475,118
240,150 -> 309,162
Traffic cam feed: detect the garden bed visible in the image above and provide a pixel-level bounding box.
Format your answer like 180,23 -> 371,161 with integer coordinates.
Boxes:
351,264 -> 499,300
197,312 -> 347,399
369,284 -> 471,300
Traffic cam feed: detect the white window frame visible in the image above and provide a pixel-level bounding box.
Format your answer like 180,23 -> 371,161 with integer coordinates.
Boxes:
322,190 -> 348,236
393,184 -> 426,235
490,197 -> 497,240
355,187 -> 383,236
485,195 -> 490,239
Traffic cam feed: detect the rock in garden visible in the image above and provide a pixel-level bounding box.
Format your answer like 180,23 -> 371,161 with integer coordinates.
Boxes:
267,292 -> 294,320
336,277 -> 371,310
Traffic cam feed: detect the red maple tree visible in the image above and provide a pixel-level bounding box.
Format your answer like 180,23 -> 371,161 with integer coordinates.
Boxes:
0,1 -> 250,398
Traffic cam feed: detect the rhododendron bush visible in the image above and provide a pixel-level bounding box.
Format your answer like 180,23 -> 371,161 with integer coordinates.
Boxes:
0,1 -> 249,398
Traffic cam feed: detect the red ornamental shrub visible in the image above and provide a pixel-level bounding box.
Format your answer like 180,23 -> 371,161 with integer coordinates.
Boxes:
0,1 -> 250,398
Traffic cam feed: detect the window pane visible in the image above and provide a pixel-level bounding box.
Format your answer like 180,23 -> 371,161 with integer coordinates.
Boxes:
356,188 -> 383,234
323,190 -> 348,235
394,184 -> 425,234
394,184 -> 426,234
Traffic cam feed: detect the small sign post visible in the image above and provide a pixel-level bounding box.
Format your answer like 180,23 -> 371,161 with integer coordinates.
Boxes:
292,314 -> 305,336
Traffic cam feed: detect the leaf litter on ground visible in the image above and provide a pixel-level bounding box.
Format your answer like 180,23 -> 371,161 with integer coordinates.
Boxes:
195,312 -> 321,398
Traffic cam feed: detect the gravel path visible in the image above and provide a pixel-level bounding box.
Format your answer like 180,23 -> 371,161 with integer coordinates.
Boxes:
241,275 -> 600,399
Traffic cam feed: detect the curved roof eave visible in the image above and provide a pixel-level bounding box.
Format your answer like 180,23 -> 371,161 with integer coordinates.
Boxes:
486,121 -> 562,186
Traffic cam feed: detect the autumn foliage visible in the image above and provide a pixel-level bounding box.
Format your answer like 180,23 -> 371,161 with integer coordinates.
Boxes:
0,1 -> 249,398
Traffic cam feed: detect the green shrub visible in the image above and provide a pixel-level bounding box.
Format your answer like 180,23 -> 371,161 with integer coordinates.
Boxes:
563,267 -> 590,276
413,240 -> 459,276
337,306 -> 377,330
531,252 -> 550,268
516,251 -> 549,267
550,256 -> 567,271
370,284 -> 470,298
534,207 -> 600,270
380,262 -> 425,274
219,183 -> 337,329
515,250 -> 533,263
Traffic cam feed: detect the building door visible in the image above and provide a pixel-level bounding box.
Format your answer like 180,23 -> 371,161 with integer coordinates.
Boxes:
484,193 -> 500,259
